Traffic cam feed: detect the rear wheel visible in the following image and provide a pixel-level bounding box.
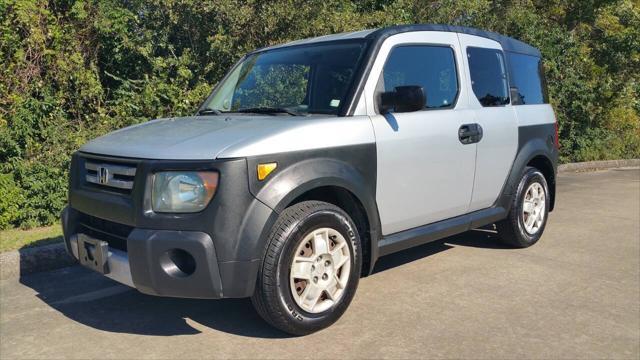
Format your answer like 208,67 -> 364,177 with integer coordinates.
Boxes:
251,201 -> 362,335
496,167 -> 550,248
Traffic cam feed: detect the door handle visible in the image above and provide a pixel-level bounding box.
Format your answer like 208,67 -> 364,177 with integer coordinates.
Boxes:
459,123 -> 483,144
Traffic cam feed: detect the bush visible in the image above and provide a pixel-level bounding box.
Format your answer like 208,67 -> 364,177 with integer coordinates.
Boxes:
0,173 -> 23,230
1,0 -> 638,228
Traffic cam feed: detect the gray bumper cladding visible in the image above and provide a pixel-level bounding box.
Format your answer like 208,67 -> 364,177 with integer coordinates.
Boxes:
62,206 -> 226,299
127,229 -> 223,299
65,228 -> 224,298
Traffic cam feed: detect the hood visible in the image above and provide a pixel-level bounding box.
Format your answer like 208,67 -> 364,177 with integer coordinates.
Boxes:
79,115 -> 324,160
80,114 -> 376,160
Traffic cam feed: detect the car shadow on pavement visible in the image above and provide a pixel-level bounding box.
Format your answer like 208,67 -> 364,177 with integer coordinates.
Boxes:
371,228 -> 510,274
444,228 -> 513,249
19,229 -> 508,339
19,268 -> 289,338
372,239 -> 453,274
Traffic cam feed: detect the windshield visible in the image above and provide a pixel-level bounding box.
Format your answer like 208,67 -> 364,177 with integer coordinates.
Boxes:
201,41 -> 368,115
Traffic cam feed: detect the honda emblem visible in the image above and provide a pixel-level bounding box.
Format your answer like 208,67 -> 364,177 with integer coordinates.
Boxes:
97,166 -> 109,185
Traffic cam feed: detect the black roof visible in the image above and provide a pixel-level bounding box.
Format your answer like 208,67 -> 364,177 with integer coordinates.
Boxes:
366,24 -> 541,57
260,24 -> 541,58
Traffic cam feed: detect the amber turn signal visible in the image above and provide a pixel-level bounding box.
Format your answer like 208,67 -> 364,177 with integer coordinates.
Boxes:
257,163 -> 277,181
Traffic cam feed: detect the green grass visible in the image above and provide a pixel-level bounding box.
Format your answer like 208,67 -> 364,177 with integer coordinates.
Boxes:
0,225 -> 63,253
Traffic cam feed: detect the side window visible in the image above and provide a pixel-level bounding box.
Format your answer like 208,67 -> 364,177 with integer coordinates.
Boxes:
380,45 -> 458,110
467,47 -> 509,107
508,53 -> 548,105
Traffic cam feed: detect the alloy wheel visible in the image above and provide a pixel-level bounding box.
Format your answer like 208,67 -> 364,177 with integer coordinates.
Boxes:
289,227 -> 352,313
522,182 -> 546,234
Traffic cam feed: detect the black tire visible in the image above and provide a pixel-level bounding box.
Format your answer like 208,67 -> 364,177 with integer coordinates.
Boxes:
251,200 -> 362,336
496,167 -> 550,248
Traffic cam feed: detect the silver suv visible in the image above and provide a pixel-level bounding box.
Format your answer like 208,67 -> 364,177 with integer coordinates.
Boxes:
62,25 -> 558,335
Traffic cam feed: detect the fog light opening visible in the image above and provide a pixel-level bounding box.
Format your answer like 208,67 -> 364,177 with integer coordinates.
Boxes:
160,249 -> 196,278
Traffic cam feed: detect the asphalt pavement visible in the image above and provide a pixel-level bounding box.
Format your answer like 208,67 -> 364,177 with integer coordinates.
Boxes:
1,168 -> 638,359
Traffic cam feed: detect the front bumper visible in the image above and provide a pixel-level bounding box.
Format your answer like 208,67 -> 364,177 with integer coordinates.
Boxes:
63,206 -> 255,298
62,207 -> 260,299
66,230 -> 134,288
61,153 -> 277,299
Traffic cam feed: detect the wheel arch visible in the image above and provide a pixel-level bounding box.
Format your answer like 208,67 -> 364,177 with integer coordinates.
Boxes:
287,185 -> 374,276
497,134 -> 558,212
252,158 -> 381,276
526,154 -> 556,211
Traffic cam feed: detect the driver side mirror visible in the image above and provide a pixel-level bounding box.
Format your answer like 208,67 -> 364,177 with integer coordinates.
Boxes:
379,85 -> 426,114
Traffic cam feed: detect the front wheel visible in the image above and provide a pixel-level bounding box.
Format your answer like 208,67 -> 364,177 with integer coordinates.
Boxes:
496,167 -> 550,248
251,201 -> 362,335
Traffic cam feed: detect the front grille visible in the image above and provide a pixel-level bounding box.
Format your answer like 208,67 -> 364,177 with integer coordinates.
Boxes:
85,160 -> 136,191
77,212 -> 133,252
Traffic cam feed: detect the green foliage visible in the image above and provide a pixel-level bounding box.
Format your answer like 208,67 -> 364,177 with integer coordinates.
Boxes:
0,173 -> 23,230
1,0 -> 639,228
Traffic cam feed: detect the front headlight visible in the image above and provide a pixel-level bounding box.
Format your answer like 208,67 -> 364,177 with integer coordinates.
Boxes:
152,171 -> 219,213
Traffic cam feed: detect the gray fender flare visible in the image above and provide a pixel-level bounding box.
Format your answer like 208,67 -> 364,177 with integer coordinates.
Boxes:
252,158 -> 381,273
497,137 -> 558,211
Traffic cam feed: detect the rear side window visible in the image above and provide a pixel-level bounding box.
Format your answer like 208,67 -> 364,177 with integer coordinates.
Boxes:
467,47 -> 509,107
508,53 -> 548,105
381,45 -> 459,109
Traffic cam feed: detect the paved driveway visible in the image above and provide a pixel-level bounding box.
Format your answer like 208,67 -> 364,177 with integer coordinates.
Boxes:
1,168 -> 638,359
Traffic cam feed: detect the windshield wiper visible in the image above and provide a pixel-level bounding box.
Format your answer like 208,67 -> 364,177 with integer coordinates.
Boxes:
236,107 -> 303,116
197,108 -> 223,116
